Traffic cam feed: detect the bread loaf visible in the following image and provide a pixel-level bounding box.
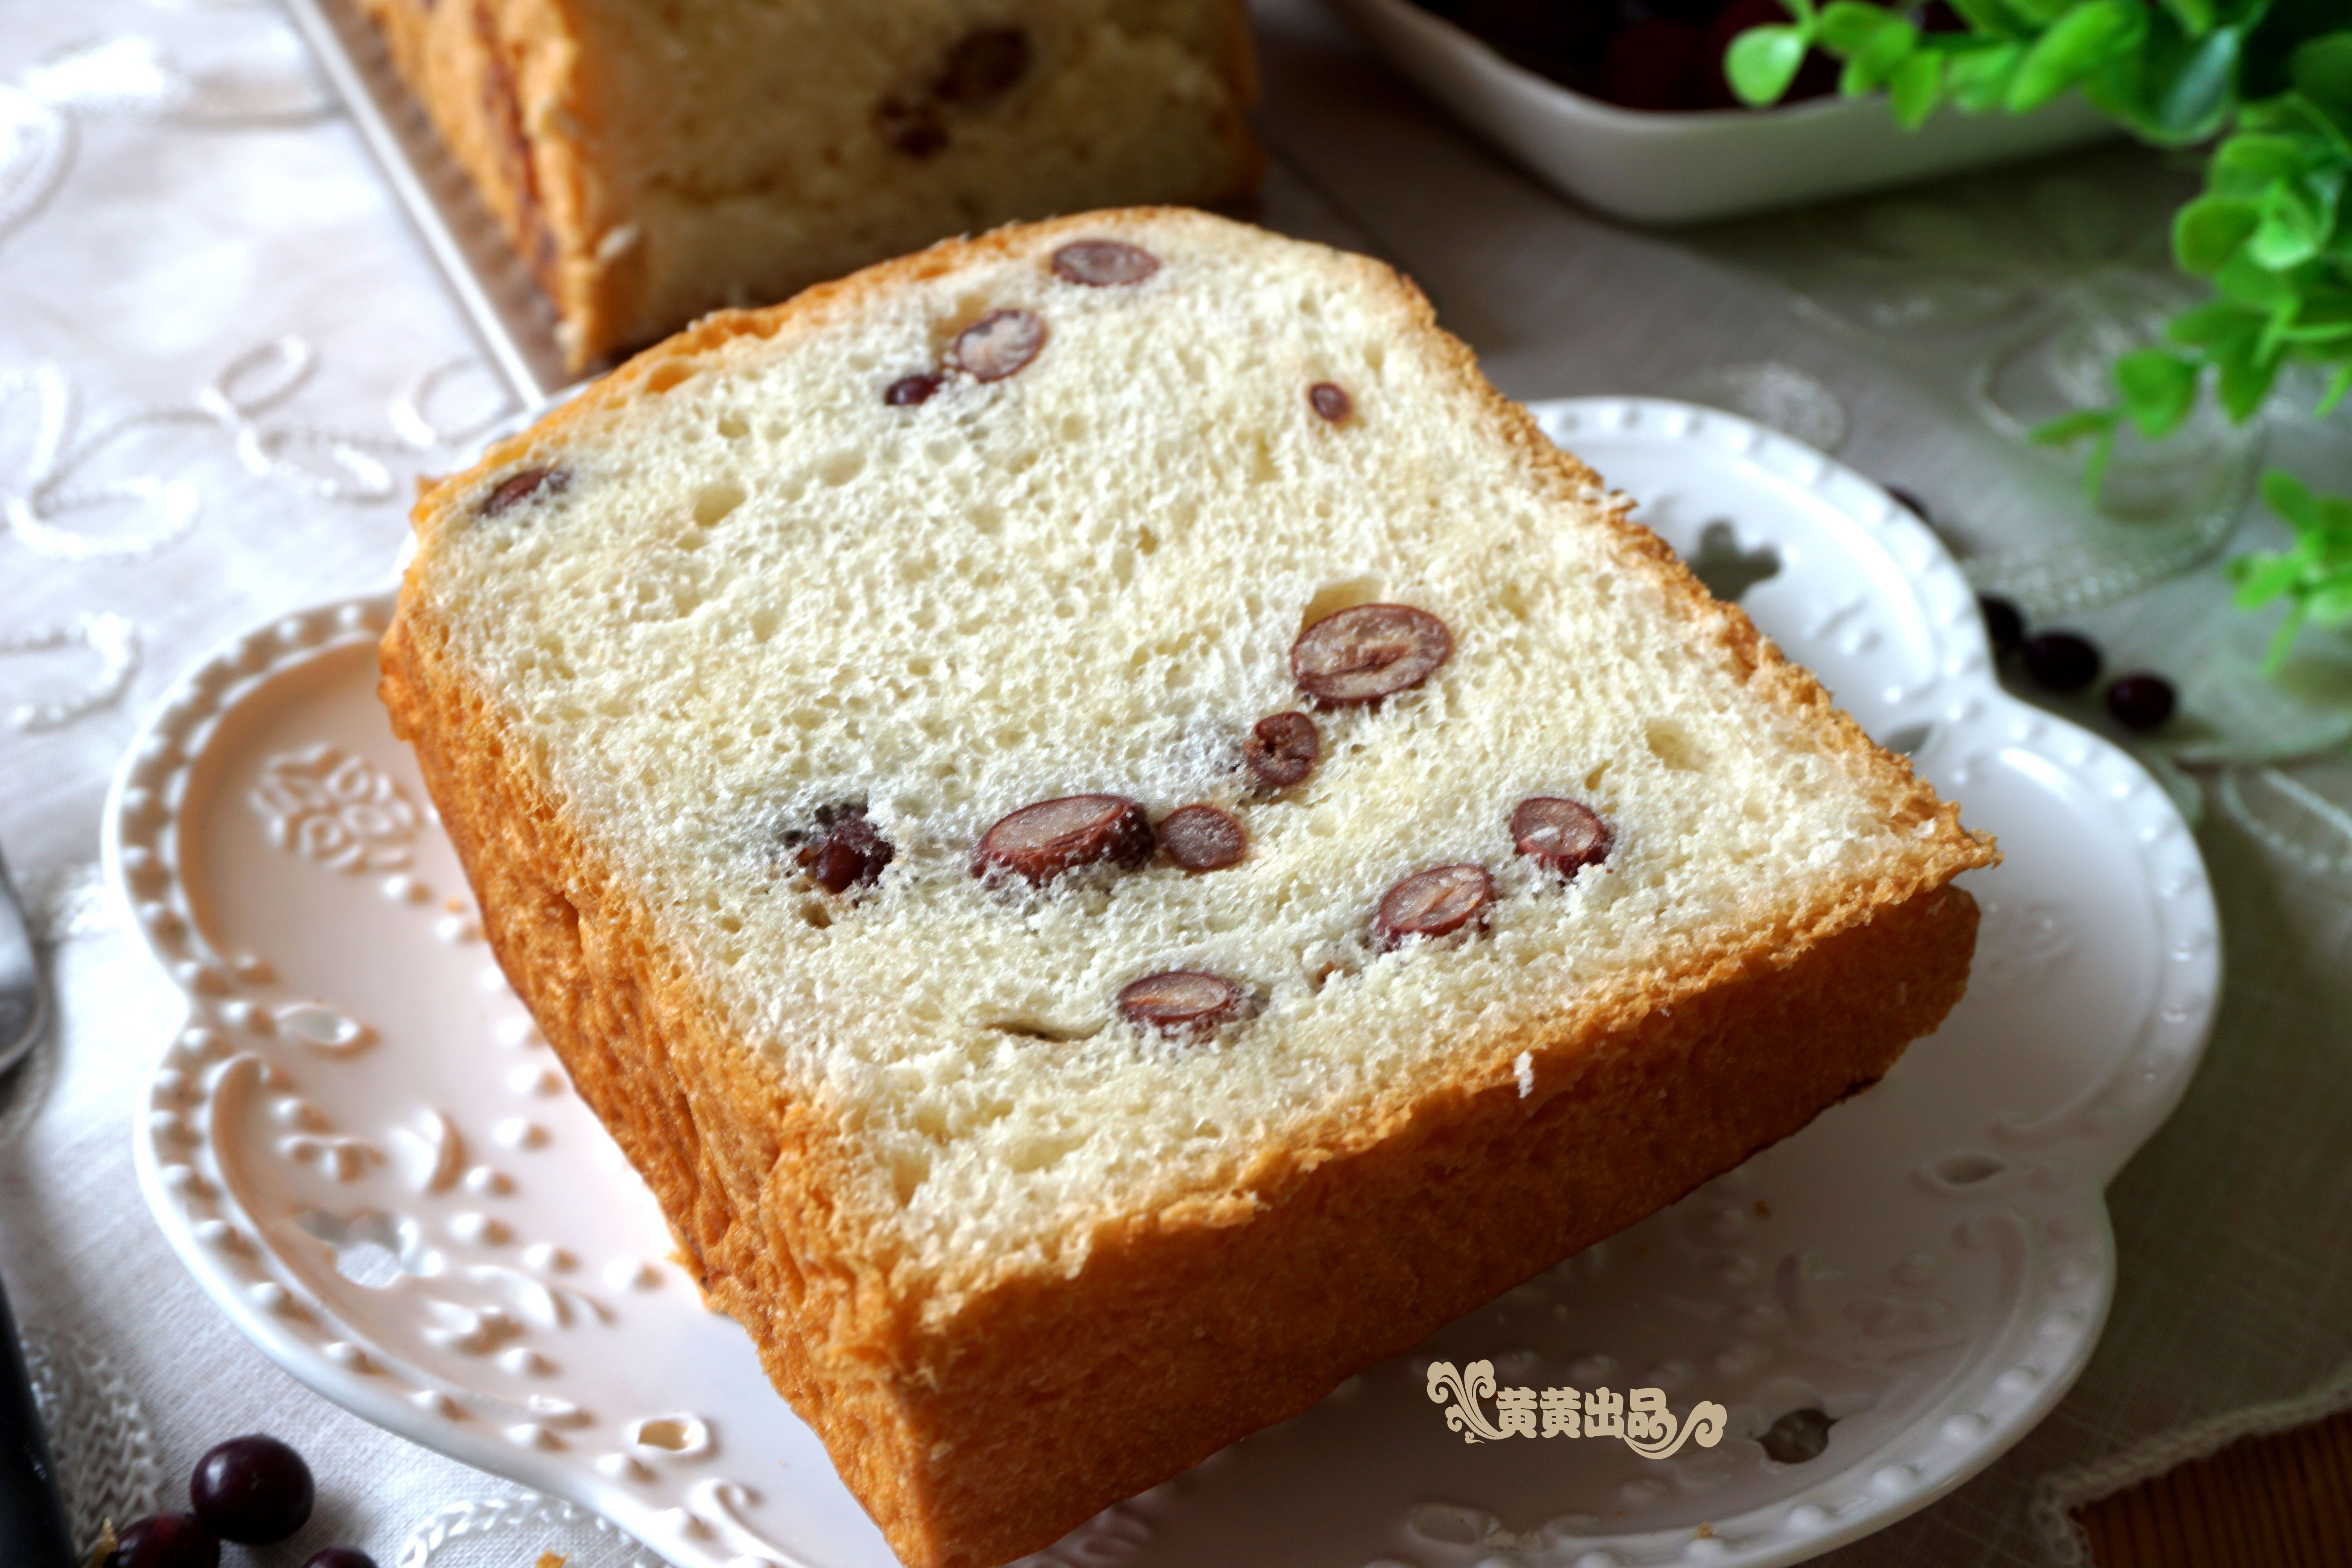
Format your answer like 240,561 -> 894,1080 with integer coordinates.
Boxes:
380,207 -> 1994,1568
358,0 -> 1259,368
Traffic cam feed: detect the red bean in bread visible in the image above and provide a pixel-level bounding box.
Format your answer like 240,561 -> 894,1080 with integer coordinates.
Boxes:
1308,382 -> 1353,423
1117,971 -> 1248,1033
1158,804 -> 1246,871
482,466 -> 566,517
1372,863 -> 1493,953
953,310 -> 1046,381
798,806 -> 895,893
1292,604 -> 1453,705
1052,241 -> 1160,287
1510,797 -> 1612,878
972,795 -> 1152,884
1242,711 -> 1319,789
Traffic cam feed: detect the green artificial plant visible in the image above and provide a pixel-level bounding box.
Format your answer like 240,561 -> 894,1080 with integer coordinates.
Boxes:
1730,0 -> 2352,667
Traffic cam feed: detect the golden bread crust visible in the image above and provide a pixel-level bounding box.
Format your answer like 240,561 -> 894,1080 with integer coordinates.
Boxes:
383,209 -> 1994,1568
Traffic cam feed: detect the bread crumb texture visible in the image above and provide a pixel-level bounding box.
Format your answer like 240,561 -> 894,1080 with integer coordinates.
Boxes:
399,209 -> 1989,1314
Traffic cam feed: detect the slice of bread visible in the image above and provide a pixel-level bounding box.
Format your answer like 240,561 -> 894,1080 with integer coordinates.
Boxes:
381,207 -> 1994,1568
357,0 -> 1259,368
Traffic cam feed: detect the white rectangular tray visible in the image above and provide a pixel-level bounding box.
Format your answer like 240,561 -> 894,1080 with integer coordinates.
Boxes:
282,0 -> 577,406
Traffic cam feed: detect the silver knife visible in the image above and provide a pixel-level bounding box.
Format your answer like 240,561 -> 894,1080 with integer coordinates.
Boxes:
0,844 -> 77,1568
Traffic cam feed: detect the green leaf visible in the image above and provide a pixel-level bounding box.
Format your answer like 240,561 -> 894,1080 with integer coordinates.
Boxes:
2261,604 -> 2310,673
2006,0 -> 2075,25
2289,32 -> 2352,113
2264,469 -> 2321,529
2211,132 -> 2310,196
1890,49 -> 1945,126
2139,23 -> 2243,141
2033,407 -> 2122,443
2249,182 -> 2327,269
2231,551 -> 2309,606
2216,332 -> 2279,419
2215,249 -> 2298,308
2318,360 -> 2352,416
1947,41 -> 2024,111
2009,0 -> 2149,113
1840,14 -> 1924,94
2311,579 -> 2352,622
2114,348 -> 2201,436
1818,1 -> 1899,54
2158,0 -> 2216,36
2173,196 -> 2261,272
1947,0 -> 2024,35
2166,298 -> 2263,345
1727,25 -> 1812,105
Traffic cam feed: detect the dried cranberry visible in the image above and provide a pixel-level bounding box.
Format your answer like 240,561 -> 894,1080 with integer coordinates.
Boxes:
797,806 -> 894,894
191,1434 -> 313,1544
1292,603 -> 1453,705
2023,631 -> 2102,692
1242,711 -> 1319,789
1158,804 -> 1246,871
1051,240 -> 1160,287
952,309 -> 1046,382
1511,797 -> 1611,877
481,466 -> 565,517
933,26 -> 1029,103
885,372 -> 943,406
105,1514 -> 220,1568
1308,382 -> 1353,423
2105,673 -> 2176,731
1117,971 -> 1248,1034
973,795 -> 1153,885
1372,864 -> 1494,953
1978,594 -> 2025,656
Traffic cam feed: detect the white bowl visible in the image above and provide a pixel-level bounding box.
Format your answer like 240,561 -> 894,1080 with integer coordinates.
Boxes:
1319,0 -> 2120,223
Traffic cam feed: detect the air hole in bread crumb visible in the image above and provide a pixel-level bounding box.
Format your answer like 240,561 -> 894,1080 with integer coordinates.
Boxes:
1497,582 -> 1531,621
642,361 -> 693,394
799,900 -> 833,929
693,480 -> 746,527
716,413 -> 749,439
748,606 -> 780,643
984,1018 -> 1098,1044
818,450 -> 866,486
1300,577 -> 1383,633
1584,760 -> 1612,791
1137,527 -> 1159,555
1246,434 -> 1279,486
969,503 -> 1002,534
889,1151 -> 930,1203
1645,720 -> 1708,771
1005,1136 -> 1079,1176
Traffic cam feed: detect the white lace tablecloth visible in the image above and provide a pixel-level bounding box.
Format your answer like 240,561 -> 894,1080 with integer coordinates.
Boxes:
2,2 -> 2348,1565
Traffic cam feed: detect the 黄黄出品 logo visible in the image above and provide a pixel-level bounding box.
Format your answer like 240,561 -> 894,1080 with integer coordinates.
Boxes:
1428,1360 -> 1728,1459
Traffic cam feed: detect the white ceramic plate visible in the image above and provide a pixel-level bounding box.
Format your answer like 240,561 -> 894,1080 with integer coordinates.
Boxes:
1320,0 -> 2118,224
109,399 -> 2216,1568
